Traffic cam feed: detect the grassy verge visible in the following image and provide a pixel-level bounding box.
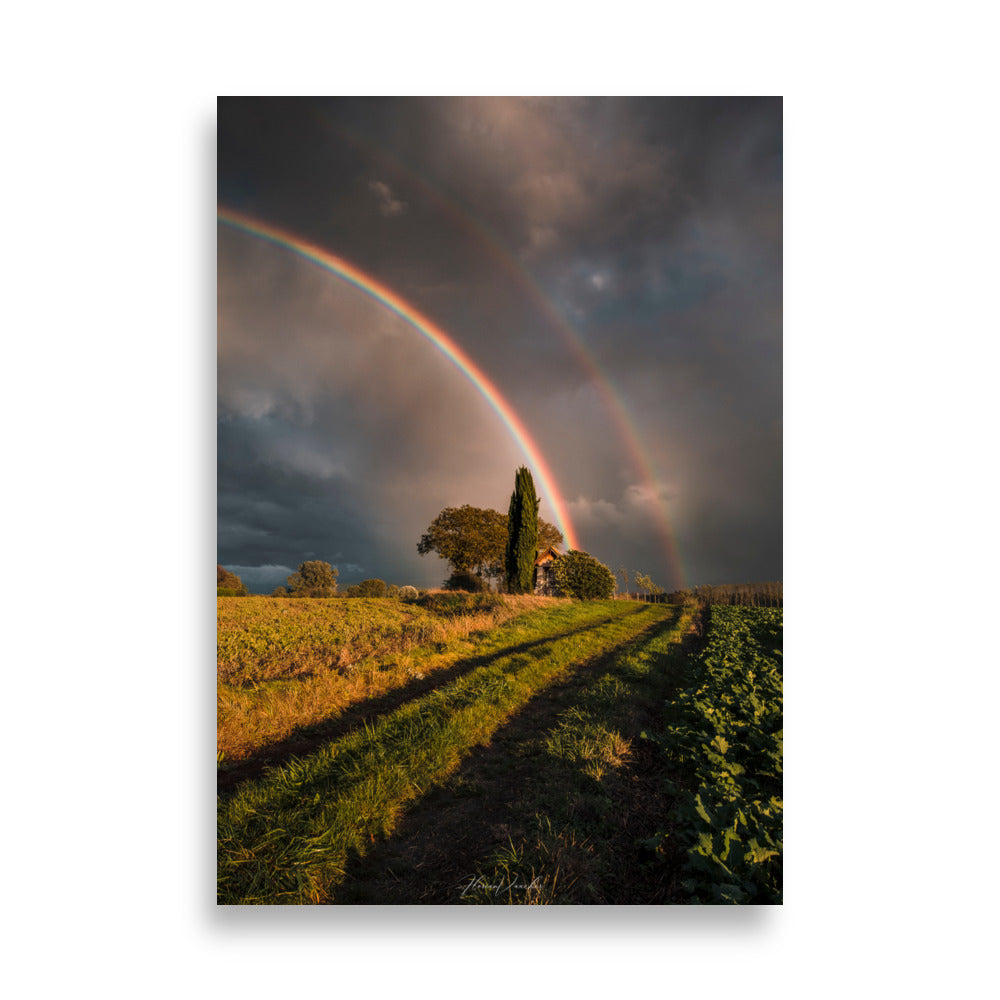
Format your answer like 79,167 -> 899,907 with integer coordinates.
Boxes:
217,600 -> 672,904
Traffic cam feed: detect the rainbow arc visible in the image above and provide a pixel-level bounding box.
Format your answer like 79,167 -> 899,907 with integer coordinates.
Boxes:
219,208 -> 580,551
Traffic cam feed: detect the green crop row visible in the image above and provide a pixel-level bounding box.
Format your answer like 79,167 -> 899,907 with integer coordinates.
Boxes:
650,606 -> 782,903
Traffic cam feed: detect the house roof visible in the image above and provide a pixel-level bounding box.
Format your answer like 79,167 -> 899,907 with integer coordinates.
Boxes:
534,546 -> 562,565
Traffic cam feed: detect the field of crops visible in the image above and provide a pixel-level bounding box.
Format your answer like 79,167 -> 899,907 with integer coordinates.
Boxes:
216,596 -> 782,904
648,605 -> 783,903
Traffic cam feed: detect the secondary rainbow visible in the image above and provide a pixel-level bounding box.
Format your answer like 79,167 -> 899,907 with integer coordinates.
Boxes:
218,207 -> 580,551
313,114 -> 687,589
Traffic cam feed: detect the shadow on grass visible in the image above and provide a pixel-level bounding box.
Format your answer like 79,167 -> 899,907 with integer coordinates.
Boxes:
217,607 -> 651,799
333,611 -> 699,904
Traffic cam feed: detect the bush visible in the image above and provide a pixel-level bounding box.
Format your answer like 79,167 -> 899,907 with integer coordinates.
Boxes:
354,578 -> 387,598
398,585 -> 419,601
552,550 -> 616,600
416,591 -> 504,616
443,570 -> 490,592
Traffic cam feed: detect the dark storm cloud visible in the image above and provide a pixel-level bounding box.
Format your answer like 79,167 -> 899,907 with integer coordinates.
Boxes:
218,97 -> 781,591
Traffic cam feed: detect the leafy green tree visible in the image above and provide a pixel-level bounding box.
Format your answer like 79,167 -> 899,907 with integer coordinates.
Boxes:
537,519 -> 563,551
505,467 -> 539,594
285,560 -> 338,597
553,550 -> 616,600
418,505 -> 508,583
354,578 -> 386,598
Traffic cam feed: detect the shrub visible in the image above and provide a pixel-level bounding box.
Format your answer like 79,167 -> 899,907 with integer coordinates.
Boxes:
417,591 -> 504,616
443,570 -> 490,593
398,585 -> 419,601
552,550 -> 616,600
354,578 -> 387,598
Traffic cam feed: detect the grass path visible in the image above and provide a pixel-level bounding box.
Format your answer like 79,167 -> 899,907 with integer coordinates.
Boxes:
339,606 -> 699,903
218,601 -> 676,904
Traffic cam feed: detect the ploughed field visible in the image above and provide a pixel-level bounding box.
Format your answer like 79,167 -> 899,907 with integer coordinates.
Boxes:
217,595 -> 782,904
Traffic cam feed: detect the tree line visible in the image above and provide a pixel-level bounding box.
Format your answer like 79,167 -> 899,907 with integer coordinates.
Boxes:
216,561 -> 421,600
665,582 -> 783,607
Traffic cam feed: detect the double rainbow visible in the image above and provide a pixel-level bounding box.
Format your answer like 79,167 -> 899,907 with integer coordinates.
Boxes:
308,113 -> 687,588
219,207 -> 580,551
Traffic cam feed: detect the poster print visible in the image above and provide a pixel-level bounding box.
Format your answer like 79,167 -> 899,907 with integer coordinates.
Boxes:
217,97 -> 782,904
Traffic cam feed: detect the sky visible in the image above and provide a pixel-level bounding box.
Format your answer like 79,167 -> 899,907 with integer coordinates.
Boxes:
218,96 -> 782,594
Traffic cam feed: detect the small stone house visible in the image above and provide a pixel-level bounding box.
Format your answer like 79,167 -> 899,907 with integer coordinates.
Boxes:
534,546 -> 563,596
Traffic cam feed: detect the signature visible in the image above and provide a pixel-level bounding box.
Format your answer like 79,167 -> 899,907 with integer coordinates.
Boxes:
460,875 -> 543,899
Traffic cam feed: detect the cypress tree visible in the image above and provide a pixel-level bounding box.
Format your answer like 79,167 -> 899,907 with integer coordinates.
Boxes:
505,466 -> 539,594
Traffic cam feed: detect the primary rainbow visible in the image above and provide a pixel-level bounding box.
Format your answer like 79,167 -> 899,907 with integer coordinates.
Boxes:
312,114 -> 687,589
218,207 -> 580,551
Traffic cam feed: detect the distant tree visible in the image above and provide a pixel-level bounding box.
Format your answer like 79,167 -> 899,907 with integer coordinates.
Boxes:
285,560 -> 338,597
617,565 -> 630,599
635,572 -> 663,603
398,585 -> 419,601
354,578 -> 386,598
537,518 -> 564,551
505,467 -> 539,594
553,550 -> 616,600
217,565 -> 248,596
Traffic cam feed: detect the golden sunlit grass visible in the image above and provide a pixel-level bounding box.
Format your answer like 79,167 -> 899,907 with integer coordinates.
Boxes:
217,594 -> 564,762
